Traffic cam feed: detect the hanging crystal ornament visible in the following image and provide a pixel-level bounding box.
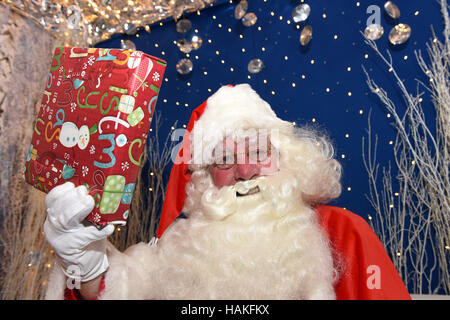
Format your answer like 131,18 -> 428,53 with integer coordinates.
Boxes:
191,35 -> 203,50
242,12 -> 257,27
292,4 -> 311,23
121,39 -> 137,50
234,0 -> 248,19
123,22 -> 138,35
176,19 -> 192,34
177,38 -> 193,53
92,16 -> 107,35
248,59 -> 264,74
364,24 -> 384,40
300,25 -> 313,46
176,58 -> 194,75
384,1 -> 401,19
388,23 -> 411,45
64,5 -> 81,30
37,1 -> 58,14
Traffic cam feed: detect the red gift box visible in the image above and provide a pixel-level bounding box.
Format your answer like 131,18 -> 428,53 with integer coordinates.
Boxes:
24,47 -> 166,229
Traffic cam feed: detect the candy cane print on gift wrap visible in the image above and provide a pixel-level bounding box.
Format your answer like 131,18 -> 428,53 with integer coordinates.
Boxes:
148,95 -> 158,115
98,114 -> 130,134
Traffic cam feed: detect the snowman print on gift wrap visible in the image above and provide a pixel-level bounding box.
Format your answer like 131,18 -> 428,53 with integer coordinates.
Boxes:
59,122 -> 91,149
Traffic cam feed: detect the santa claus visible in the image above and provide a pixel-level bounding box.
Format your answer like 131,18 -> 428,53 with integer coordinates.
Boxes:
44,84 -> 410,300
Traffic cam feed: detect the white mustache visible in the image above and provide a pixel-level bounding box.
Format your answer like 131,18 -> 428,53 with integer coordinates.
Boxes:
232,177 -> 265,195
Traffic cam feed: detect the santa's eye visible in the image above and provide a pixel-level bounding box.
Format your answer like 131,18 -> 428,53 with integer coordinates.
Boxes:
214,163 -> 234,170
223,155 -> 234,163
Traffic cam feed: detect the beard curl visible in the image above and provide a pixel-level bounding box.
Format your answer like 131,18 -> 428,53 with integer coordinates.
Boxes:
272,125 -> 342,205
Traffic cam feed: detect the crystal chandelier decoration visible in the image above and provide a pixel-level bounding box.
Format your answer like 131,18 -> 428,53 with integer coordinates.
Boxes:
0,0 -> 219,47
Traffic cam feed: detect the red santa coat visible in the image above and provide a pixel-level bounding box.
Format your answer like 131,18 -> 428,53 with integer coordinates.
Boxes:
316,205 -> 410,300
65,204 -> 411,300
64,89 -> 410,300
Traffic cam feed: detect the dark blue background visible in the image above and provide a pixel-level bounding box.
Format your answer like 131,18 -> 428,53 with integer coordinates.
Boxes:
99,0 -> 444,293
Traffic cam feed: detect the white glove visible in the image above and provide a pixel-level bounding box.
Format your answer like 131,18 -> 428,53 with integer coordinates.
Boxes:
44,182 -> 115,282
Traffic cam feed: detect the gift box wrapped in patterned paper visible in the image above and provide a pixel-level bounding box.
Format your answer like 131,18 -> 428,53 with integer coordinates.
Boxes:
24,47 -> 166,229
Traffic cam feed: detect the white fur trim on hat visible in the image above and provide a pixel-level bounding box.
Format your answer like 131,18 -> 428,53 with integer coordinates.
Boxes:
190,83 -> 289,166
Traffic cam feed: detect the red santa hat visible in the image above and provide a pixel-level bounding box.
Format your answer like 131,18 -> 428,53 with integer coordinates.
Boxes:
155,83 -> 288,238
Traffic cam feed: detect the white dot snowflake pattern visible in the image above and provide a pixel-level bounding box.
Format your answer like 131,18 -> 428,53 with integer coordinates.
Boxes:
93,212 -> 101,223
121,161 -> 130,171
88,56 -> 95,66
82,165 -> 89,177
89,145 -> 96,155
70,102 -> 77,112
152,71 -> 160,82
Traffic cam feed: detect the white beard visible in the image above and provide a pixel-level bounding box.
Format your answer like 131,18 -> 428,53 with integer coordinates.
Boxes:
142,171 -> 337,300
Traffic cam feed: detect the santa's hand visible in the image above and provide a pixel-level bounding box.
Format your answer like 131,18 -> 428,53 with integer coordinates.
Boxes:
44,182 -> 115,282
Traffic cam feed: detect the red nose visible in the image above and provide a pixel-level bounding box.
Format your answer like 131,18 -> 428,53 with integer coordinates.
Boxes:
234,163 -> 260,181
